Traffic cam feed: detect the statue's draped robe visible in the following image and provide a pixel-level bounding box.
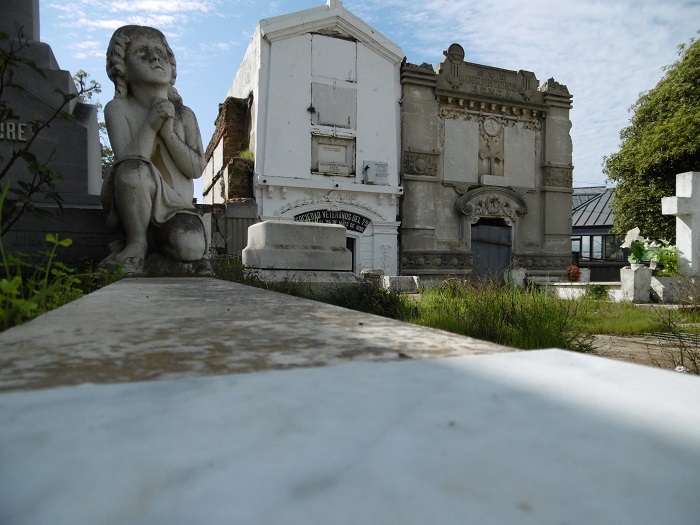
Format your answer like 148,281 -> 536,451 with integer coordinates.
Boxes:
101,136 -> 200,231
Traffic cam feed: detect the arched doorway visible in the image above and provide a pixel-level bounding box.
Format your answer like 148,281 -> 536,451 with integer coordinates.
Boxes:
454,186 -> 528,281
471,217 -> 511,279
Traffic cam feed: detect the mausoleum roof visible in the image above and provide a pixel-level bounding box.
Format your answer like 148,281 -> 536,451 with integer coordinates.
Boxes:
258,0 -> 403,63
572,186 -> 615,229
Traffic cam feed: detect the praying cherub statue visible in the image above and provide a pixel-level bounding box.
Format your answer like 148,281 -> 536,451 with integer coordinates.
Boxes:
101,25 -> 208,274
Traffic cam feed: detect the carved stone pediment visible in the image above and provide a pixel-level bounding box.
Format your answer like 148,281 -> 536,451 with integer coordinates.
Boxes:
454,186 -> 527,224
435,43 -> 544,105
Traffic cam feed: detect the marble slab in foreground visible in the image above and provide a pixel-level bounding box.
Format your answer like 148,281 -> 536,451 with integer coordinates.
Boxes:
1,350 -> 699,524
0,277 -> 514,391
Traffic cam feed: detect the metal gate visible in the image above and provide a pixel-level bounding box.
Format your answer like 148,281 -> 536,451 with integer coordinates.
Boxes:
471,220 -> 511,279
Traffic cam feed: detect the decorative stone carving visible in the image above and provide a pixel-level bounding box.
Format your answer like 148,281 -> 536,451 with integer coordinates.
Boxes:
379,244 -> 393,274
442,43 -> 466,89
402,151 -> 439,177
539,77 -> 570,96
455,186 -> 527,224
544,165 -> 573,188
101,25 -> 209,275
517,70 -> 538,102
275,190 -> 385,220
516,256 -> 572,270
401,252 -> 473,270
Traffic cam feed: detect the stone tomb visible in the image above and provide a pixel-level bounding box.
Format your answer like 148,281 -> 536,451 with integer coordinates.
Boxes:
400,44 -> 574,282
1,278 -> 699,524
242,220 -> 359,290
0,0 -> 117,265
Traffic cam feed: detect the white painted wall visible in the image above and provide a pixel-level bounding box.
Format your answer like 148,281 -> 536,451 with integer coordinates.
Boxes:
264,34 -> 312,180
356,42 -> 401,186
214,3 -> 404,274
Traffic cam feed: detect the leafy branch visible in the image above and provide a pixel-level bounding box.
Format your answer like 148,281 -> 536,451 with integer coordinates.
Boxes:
0,26 -> 101,236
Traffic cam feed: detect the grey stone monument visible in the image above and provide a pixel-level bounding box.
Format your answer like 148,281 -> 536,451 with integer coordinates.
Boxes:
0,0 -> 117,264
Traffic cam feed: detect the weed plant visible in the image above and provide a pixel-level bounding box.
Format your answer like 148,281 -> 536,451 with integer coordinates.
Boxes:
319,283 -> 414,320
0,233 -> 123,331
585,284 -> 608,300
654,308 -> 700,373
414,279 -> 594,352
212,257 -> 316,299
650,278 -> 700,373
1,185 -> 123,331
211,256 -> 264,288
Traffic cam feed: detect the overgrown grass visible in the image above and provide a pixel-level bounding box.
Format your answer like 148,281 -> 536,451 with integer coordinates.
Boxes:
413,279 -> 594,352
577,300 -> 666,335
213,258 -> 700,364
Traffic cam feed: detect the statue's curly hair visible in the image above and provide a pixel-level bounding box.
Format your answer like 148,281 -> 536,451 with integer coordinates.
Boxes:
106,25 -> 182,104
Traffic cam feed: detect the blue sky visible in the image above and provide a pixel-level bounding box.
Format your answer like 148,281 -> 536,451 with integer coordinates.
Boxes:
40,0 -> 699,198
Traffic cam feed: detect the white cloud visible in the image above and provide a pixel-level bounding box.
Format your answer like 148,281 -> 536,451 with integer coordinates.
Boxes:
41,0 -> 699,188
351,0 -> 700,185
199,42 -> 235,53
108,0 -> 220,13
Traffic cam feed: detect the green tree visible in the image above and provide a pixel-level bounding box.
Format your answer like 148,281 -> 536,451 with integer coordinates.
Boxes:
72,70 -> 114,174
604,34 -> 700,242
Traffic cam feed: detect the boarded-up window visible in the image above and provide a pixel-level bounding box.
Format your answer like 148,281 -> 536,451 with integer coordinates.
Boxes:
311,83 -> 356,129
311,34 -> 356,82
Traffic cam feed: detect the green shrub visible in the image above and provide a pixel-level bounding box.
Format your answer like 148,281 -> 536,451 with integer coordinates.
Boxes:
586,284 -> 608,300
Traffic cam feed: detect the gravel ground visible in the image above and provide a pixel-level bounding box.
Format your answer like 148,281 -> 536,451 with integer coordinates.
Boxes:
592,333 -> 698,371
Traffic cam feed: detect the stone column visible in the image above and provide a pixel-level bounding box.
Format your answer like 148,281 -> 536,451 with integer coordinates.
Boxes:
661,171 -> 700,277
540,79 -> 574,256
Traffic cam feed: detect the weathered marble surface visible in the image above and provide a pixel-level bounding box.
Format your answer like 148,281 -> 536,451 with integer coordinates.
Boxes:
0,278 -> 513,391
1,350 -> 699,525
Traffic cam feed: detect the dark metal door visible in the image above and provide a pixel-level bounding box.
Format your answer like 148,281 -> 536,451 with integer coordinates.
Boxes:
472,221 -> 511,279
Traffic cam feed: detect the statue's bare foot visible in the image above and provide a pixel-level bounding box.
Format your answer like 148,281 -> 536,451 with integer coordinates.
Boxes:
114,242 -> 147,272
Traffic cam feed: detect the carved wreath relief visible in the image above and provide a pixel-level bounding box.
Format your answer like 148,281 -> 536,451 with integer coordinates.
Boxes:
402,151 -> 438,177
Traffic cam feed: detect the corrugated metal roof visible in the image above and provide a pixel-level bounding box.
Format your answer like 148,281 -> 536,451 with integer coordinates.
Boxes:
572,187 -> 614,228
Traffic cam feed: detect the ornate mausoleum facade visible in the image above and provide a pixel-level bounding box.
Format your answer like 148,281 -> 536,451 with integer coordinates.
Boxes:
400,44 -> 573,280
203,1 -> 574,280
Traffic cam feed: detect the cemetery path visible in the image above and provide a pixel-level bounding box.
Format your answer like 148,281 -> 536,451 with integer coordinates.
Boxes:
592,334 -> 689,370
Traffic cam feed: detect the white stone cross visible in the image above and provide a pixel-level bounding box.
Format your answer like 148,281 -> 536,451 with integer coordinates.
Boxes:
661,171 -> 700,276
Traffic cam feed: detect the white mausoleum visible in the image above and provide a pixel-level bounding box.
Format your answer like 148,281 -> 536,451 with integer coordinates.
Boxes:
202,0 -> 403,275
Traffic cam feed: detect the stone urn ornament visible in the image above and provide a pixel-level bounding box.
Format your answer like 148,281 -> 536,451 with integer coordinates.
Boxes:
100,25 -> 211,276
